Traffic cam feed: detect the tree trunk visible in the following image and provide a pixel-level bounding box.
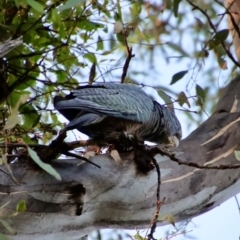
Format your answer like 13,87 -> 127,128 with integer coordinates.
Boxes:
1,75 -> 240,240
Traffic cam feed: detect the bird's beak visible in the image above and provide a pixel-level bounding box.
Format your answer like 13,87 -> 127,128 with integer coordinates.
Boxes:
168,136 -> 179,147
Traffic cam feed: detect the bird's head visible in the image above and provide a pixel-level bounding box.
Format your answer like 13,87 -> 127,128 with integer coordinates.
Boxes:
160,106 -> 182,147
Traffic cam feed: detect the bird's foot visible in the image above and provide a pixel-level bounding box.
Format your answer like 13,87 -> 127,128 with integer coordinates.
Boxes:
122,131 -> 134,140
120,132 -> 143,147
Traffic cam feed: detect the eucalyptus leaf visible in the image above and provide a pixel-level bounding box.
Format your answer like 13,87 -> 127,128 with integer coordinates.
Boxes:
27,0 -> 44,13
234,150 -> 240,161
16,200 -> 27,212
0,233 -> 11,240
196,84 -> 206,101
58,0 -> 85,11
173,0 -> 182,17
27,147 -> 61,181
0,219 -> 15,234
170,70 -> 188,85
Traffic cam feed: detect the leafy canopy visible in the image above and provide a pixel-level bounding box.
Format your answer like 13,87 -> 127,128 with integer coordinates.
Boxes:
0,0 -> 236,143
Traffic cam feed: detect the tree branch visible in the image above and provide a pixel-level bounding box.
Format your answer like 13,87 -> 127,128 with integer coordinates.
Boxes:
187,0 -> 240,68
121,33 -> 135,83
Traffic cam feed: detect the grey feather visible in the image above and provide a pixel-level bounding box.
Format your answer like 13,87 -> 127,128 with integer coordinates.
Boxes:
54,83 -> 182,145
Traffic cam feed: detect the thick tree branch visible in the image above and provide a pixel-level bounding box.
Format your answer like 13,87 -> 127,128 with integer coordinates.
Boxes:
2,76 -> 240,240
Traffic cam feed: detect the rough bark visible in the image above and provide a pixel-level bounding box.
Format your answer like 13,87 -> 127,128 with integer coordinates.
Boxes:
226,0 -> 240,61
0,75 -> 240,240
0,37 -> 23,104
0,37 -> 22,58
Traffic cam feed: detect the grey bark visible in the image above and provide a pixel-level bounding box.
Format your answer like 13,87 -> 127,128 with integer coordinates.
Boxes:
1,75 -> 240,239
0,37 -> 22,58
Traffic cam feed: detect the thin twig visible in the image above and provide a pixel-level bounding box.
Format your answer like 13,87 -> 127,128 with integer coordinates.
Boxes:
147,154 -> 163,240
214,0 -> 240,38
62,150 -> 100,168
0,134 -> 100,168
234,196 -> 240,216
121,36 -> 135,83
187,0 -> 240,68
0,143 -> 45,148
153,147 -> 240,170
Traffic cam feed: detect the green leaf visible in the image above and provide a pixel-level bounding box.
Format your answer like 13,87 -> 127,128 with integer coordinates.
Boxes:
133,233 -> 145,240
217,57 -> 227,70
0,201 -> 11,210
97,36 -> 104,50
173,0 -> 182,17
16,80 -> 36,90
209,29 -> 229,49
157,89 -> 172,105
168,42 -> 189,56
178,91 -> 190,108
7,92 -> 21,109
0,219 -> 15,234
84,53 -> 96,63
116,32 -> 125,46
195,49 -> 209,58
22,135 -> 37,144
159,214 -> 176,227
196,84 -> 206,100
58,0 -> 85,11
213,46 -> 228,69
89,62 -> 96,84
0,233 -> 11,240
27,0 -> 44,13
16,200 -> 27,212
51,113 -> 58,125
170,70 -> 188,85
27,147 -> 61,181
117,1 -> 122,21
19,104 -> 40,129
234,150 -> 240,161
114,12 -> 121,21
5,93 -> 30,130
216,29 -> 229,41
101,50 -> 112,55
132,2 -> 142,15
78,20 -> 104,31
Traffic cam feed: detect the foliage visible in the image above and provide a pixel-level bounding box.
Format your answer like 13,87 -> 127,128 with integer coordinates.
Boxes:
0,200 -> 26,236
0,1 -> 238,237
0,0 -> 237,143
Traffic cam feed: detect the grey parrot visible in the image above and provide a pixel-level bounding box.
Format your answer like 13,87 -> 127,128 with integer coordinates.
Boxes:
54,83 -> 182,147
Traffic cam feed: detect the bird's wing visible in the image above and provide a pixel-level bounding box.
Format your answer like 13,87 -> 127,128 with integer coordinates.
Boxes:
54,84 -> 154,123
67,113 -> 105,129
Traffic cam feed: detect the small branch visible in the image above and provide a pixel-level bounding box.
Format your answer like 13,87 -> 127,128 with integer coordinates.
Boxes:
187,0 -> 240,68
173,108 -> 198,114
0,139 -> 97,150
153,147 -> 240,170
215,0 -> 240,38
121,37 -> 135,83
0,143 -> 45,148
66,139 -> 103,148
234,195 -> 240,216
0,134 -> 100,168
62,150 -> 100,168
147,155 -> 163,240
